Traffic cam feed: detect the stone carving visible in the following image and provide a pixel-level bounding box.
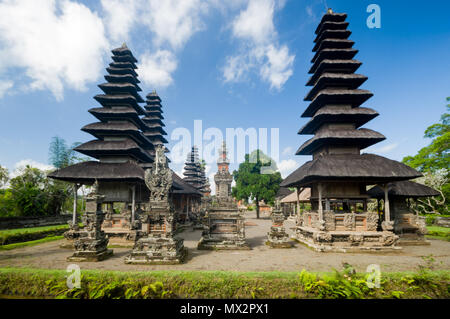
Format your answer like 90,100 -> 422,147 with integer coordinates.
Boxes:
314,231 -> 332,243
366,211 -> 379,231
145,147 -> 172,203
381,220 -> 394,231
266,200 -> 293,248
323,211 -> 335,231
66,192 -> 113,262
343,214 -> 354,230
380,233 -> 398,246
349,234 -> 363,246
125,145 -> 186,264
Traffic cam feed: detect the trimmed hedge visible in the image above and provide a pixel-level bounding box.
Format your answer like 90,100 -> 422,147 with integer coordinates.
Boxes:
0,268 -> 448,299
0,225 -> 69,245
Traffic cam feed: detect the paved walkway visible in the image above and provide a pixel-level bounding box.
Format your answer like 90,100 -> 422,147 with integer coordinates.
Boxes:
1,211 -> 449,273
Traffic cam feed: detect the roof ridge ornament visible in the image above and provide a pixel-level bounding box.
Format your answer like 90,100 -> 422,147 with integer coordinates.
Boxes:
327,8 -> 333,14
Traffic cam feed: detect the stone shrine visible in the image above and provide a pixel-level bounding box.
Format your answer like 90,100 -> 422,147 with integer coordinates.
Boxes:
66,181 -> 113,261
125,145 -> 186,264
198,142 -> 249,250
266,200 -> 294,248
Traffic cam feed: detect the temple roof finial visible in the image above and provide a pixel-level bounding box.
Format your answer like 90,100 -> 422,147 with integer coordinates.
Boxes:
121,42 -> 127,48
327,8 -> 333,14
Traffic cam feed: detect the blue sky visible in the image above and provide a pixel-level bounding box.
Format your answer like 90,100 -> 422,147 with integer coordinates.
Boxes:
0,0 -> 449,193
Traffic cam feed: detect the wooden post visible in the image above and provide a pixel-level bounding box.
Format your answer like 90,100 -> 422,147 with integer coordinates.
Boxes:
296,187 -> 301,215
131,185 -> 136,224
318,183 -> 323,222
72,184 -> 79,225
383,184 -> 391,222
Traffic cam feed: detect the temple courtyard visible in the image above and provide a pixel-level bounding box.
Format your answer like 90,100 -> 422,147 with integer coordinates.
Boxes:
1,210 -> 449,273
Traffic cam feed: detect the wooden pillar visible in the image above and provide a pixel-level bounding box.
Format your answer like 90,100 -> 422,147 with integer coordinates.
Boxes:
383,184 -> 391,222
72,184 -> 79,225
131,185 -> 136,224
318,183 -> 323,222
325,198 -> 330,211
296,187 -> 301,215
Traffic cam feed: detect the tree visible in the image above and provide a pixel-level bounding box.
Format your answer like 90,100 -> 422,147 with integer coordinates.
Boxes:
48,136 -> 85,169
5,165 -> 70,217
232,150 -> 282,219
402,100 -> 450,214
0,165 -> 8,188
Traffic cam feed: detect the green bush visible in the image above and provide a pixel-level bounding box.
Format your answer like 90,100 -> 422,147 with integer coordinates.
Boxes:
0,268 -> 448,299
0,224 -> 69,245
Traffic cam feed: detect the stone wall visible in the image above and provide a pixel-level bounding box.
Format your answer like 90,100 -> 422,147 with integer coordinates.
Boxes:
435,217 -> 450,228
0,215 -> 70,230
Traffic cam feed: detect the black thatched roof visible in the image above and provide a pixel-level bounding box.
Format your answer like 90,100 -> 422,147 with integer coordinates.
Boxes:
305,73 -> 367,99
296,128 -> 385,155
311,48 -> 358,64
47,161 -> 201,196
276,187 -> 294,198
298,106 -> 378,134
280,154 -> 422,187
172,173 -> 203,196
367,181 -> 439,199
47,161 -> 145,183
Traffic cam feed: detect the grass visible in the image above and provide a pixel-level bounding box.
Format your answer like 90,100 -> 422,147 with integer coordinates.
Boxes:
0,267 -> 448,299
0,236 -> 64,251
426,226 -> 450,241
0,223 -> 83,246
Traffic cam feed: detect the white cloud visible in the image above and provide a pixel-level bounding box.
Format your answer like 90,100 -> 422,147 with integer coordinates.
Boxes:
0,0 -> 109,101
282,146 -> 293,156
0,81 -> 13,98
277,159 -> 297,178
260,44 -> 294,90
101,0 -> 139,43
139,50 -> 178,89
142,0 -> 208,51
232,0 -> 275,44
223,0 -> 295,90
11,159 -> 55,178
366,143 -> 399,154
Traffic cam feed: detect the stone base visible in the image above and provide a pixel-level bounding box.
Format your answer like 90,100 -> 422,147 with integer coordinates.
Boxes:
265,240 -> 294,248
67,249 -> 113,262
197,237 -> 251,250
294,226 -> 402,252
59,239 -> 74,249
104,229 -> 137,248
398,234 -> 430,246
124,236 -> 186,265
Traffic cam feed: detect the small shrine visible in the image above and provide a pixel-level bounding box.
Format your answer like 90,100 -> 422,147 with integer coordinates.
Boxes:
198,142 -> 249,250
125,145 -> 186,264
65,181 -> 113,261
368,181 -> 439,245
266,200 -> 294,248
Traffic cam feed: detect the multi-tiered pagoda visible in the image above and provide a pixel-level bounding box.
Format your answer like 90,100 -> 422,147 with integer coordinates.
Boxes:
75,44 -> 153,165
280,9 -> 421,251
183,146 -> 203,190
141,90 -> 169,155
49,44 -> 202,249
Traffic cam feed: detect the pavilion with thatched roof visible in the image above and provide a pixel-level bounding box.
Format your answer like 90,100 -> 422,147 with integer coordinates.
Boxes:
280,10 -> 422,251
368,181 -> 439,244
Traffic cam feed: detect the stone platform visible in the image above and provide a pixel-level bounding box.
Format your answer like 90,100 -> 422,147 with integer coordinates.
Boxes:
198,208 -> 250,250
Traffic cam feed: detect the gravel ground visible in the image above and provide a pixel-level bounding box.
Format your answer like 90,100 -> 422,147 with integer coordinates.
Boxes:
1,211 -> 449,273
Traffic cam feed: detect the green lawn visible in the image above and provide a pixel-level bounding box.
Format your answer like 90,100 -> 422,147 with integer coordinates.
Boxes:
0,236 -> 64,251
426,226 -> 450,241
0,224 -> 69,246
